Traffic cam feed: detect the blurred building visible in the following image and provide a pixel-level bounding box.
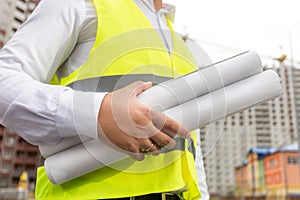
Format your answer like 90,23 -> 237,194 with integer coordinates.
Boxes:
201,61 -> 300,197
235,144 -> 300,200
0,0 -> 41,190
0,0 -> 40,48
0,125 -> 39,188
235,147 -> 276,199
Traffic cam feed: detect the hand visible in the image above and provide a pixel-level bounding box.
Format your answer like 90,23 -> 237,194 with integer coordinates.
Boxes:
97,81 -> 189,160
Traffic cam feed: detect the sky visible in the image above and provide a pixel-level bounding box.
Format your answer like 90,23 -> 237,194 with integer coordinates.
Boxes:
164,0 -> 300,64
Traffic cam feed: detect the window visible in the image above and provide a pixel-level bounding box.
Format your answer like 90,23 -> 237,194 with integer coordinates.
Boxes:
2,163 -> 10,171
28,152 -> 37,158
0,178 -> 8,187
25,164 -> 35,171
14,164 -> 23,171
14,17 -> 23,24
17,151 -> 25,158
16,6 -> 25,13
3,150 -> 13,159
269,159 -> 277,168
5,137 -> 14,145
288,156 -> 298,165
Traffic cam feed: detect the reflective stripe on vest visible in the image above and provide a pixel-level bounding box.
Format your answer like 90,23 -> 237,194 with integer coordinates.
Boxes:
35,0 -> 201,199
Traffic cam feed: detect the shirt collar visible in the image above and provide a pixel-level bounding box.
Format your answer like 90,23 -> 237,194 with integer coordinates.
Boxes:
140,0 -> 176,22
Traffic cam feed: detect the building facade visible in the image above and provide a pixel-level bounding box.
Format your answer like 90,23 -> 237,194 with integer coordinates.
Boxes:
235,144 -> 300,200
0,125 -> 39,188
0,0 -> 41,190
201,61 -> 300,197
0,0 -> 40,48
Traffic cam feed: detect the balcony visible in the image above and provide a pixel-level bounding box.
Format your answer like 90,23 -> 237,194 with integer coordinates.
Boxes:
16,144 -> 38,152
14,157 -> 38,165
0,169 -> 10,175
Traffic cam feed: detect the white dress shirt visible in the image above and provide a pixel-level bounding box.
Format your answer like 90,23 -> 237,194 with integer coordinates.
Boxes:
0,0 -> 175,145
0,0 -> 209,198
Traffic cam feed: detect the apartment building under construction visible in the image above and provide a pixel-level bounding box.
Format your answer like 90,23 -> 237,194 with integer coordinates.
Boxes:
0,125 -> 39,188
201,61 -> 300,197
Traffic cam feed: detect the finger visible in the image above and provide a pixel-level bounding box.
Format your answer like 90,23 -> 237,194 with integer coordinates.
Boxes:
140,139 -> 160,156
100,131 -> 145,161
151,143 -> 161,156
129,153 -> 145,161
150,109 -> 190,138
163,117 -> 190,138
147,124 -> 176,149
123,142 -> 145,161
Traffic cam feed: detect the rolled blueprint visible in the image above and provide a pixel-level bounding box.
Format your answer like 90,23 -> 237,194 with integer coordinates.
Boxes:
45,70 -> 282,184
39,135 -> 91,158
44,139 -> 126,185
137,51 -> 262,111
163,70 -> 282,128
39,51 -> 262,158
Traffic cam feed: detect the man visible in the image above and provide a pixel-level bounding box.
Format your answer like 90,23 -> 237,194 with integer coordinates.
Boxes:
0,0 -> 208,199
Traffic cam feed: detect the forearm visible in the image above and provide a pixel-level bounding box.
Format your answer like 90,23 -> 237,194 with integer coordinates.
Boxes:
0,0 -> 104,145
0,65 -> 105,145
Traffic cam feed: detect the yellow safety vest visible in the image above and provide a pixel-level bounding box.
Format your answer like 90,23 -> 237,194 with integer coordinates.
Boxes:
36,0 -> 201,199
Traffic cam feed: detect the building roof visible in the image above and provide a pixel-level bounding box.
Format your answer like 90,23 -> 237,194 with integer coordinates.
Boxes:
248,147 -> 276,159
279,143 -> 299,152
236,143 -> 299,169
248,143 -> 298,157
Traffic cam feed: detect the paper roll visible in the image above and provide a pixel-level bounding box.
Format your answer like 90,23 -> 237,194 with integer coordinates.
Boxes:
137,51 -> 262,111
39,135 -> 91,158
163,70 -> 282,128
40,51 -> 262,158
44,139 -> 126,185
45,70 -> 282,184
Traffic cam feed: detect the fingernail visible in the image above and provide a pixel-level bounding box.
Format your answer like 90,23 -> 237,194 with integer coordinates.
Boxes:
184,131 -> 190,138
151,150 -> 161,156
135,154 -> 145,161
144,81 -> 152,85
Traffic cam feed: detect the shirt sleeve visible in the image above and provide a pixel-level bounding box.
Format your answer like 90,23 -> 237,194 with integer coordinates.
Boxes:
0,0 -> 105,145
